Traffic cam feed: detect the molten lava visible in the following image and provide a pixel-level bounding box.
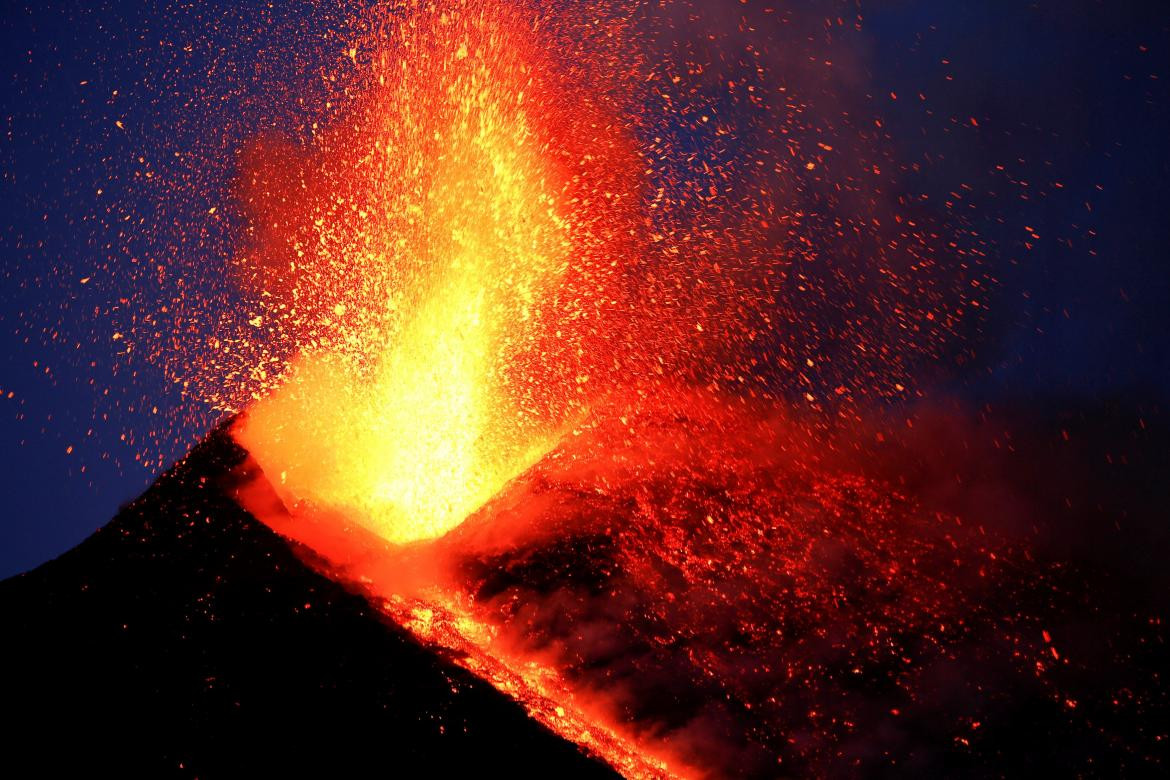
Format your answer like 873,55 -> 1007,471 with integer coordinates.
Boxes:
233,1 -> 641,543
222,1 -> 1012,776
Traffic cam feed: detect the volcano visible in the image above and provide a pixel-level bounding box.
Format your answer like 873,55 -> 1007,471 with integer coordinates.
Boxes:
3,401 -> 1166,778
3,0 -> 1168,776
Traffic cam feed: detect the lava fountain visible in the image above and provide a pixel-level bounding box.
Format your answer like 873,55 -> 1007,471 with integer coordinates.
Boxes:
233,0 -> 642,544
220,1 -> 1032,778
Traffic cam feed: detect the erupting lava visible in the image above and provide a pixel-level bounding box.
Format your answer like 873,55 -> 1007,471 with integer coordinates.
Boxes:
221,1 -> 1013,776
233,1 -> 641,543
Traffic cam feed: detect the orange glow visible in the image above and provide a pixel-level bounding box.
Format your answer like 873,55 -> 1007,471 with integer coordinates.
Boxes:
221,1 -> 994,775
233,1 -> 640,543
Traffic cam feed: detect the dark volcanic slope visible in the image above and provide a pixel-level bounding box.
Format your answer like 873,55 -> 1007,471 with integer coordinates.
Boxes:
0,425 -> 616,778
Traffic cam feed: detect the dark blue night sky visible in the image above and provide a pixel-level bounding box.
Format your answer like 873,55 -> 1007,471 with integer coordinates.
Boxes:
2,0 -> 1167,578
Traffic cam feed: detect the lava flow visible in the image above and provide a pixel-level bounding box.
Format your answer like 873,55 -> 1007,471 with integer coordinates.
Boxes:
222,1 -> 1022,777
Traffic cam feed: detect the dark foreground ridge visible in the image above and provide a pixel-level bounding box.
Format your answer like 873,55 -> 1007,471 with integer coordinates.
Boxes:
0,424 -> 617,778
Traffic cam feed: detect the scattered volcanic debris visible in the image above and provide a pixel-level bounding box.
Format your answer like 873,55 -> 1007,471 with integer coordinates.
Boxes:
234,391 -> 1170,777
3,0 -> 1168,777
227,0 -> 982,580
210,4 -> 1027,772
